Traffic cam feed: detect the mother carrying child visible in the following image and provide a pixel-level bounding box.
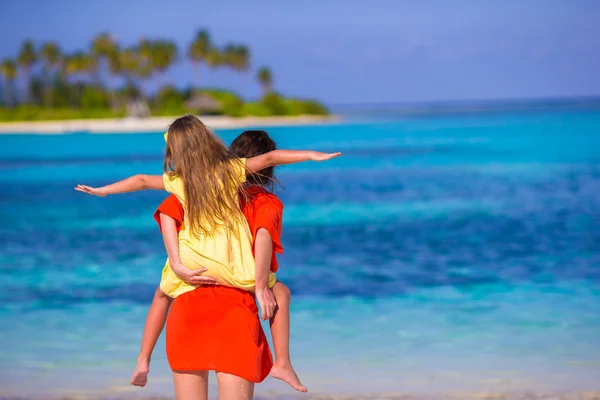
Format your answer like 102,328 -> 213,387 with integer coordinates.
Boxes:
75,115 -> 340,400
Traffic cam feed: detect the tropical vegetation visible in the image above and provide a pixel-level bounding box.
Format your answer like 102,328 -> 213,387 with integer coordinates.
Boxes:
0,30 -> 328,121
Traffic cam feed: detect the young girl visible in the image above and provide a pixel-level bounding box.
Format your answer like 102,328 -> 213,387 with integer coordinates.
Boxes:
131,130 -> 306,392
75,115 -> 340,400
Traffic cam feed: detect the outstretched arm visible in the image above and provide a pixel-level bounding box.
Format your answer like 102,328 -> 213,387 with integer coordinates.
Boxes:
245,150 -> 341,174
75,174 -> 164,197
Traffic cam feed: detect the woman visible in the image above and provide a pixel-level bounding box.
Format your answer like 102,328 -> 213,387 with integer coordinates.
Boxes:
75,115 -> 340,399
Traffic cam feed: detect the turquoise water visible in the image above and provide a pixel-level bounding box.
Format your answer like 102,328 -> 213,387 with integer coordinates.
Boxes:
1,110 -> 600,397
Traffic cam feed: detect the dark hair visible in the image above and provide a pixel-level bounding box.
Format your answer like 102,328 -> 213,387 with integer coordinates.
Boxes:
229,130 -> 277,190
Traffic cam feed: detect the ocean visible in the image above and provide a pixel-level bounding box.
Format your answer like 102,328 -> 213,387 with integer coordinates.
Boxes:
1,104 -> 600,398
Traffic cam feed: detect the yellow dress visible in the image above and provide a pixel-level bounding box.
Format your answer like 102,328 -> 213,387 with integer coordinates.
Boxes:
159,158 -> 277,298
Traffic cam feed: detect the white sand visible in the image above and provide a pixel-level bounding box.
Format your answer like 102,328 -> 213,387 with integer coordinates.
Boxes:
0,115 -> 339,134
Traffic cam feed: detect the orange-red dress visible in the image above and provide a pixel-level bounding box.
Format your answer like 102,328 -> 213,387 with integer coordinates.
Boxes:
154,186 -> 284,382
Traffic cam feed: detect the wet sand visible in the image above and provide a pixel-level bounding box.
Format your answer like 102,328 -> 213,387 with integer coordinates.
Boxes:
3,391 -> 600,400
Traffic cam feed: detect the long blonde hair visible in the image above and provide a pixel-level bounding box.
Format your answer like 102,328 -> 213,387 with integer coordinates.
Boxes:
163,115 -> 245,236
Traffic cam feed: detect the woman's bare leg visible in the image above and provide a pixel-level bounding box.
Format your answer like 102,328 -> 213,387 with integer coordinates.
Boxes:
216,371 -> 254,400
269,282 -> 307,392
172,370 -> 209,400
130,287 -> 173,386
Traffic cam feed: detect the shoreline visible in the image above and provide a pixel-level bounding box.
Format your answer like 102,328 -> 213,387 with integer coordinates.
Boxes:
0,114 -> 340,134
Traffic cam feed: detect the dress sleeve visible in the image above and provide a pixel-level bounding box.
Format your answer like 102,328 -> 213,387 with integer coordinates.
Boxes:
253,198 -> 284,255
154,195 -> 185,233
163,173 -> 185,200
233,158 -> 247,185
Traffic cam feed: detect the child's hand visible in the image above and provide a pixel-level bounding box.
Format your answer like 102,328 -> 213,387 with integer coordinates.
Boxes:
75,184 -> 107,197
310,151 -> 342,162
172,263 -> 218,286
256,288 -> 277,320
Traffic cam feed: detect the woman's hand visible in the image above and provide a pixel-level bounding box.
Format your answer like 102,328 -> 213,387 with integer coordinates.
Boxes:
74,184 -> 107,197
256,288 -> 278,320
309,151 -> 342,161
171,263 -> 218,286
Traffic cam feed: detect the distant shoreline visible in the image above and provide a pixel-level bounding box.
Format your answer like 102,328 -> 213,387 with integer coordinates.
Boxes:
0,114 -> 340,134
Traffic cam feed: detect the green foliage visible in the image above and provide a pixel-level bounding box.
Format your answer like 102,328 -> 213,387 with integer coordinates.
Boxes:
200,89 -> 245,116
17,40 -> 37,69
40,42 -> 61,69
222,44 -> 250,72
1,33 -> 329,120
64,51 -> 94,78
188,30 -> 211,62
201,88 -> 241,103
116,82 -> 142,103
257,94 -> 328,117
52,78 -> 72,108
30,76 -> 43,104
0,106 -> 125,121
242,102 -> 271,116
0,60 -> 18,106
221,96 -> 244,117
91,33 -> 118,57
257,66 -> 273,95
205,48 -> 222,69
295,99 -> 329,115
154,85 -> 185,111
151,40 -> 178,74
283,99 -> 305,116
0,59 -> 17,80
80,86 -> 109,109
261,92 -> 287,116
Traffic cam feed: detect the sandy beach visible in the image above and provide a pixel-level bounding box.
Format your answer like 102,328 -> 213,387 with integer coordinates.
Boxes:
0,114 -> 339,134
259,392 -> 600,400
257,392 -> 600,400
2,391 -> 600,400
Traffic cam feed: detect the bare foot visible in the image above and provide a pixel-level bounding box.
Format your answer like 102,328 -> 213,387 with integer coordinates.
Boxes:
130,359 -> 150,387
270,363 -> 307,392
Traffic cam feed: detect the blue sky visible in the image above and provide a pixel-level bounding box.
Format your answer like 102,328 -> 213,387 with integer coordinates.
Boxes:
1,0 -> 599,104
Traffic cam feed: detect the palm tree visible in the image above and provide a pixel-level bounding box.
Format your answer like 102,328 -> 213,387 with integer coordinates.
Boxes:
118,48 -> 139,85
233,45 -> 250,98
204,47 -> 222,87
91,32 -> 118,86
220,44 -> 251,95
0,59 -> 18,106
40,41 -> 62,107
118,48 -> 142,101
222,44 -> 237,71
221,44 -> 249,71
111,47 -> 139,105
91,33 -> 118,57
188,30 -> 211,89
17,40 -> 37,104
136,39 -> 156,98
64,52 -> 94,106
152,40 -> 178,89
107,51 -> 122,81
257,66 -> 273,96
234,45 -> 250,73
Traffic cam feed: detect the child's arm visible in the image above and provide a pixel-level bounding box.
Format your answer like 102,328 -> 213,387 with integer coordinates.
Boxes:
159,213 -> 217,286
75,174 -> 164,197
255,228 -> 277,320
246,150 -> 341,174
